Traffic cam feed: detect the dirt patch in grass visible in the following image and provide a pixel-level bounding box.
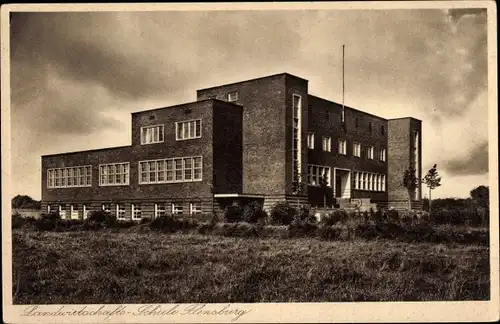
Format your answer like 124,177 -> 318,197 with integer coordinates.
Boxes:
12,230 -> 490,304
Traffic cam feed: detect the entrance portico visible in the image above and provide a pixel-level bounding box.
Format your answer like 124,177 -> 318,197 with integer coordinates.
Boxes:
333,168 -> 351,199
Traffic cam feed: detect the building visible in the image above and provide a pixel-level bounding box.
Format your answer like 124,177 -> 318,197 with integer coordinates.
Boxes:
41,73 -> 422,220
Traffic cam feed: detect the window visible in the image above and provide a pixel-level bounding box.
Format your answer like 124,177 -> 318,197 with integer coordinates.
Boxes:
353,142 -> 361,157
338,139 -> 347,155
367,146 -> 374,160
176,119 -> 202,140
132,204 -> 142,220
379,148 -> 386,162
354,172 -> 386,192
141,125 -> 164,144
368,122 -> 373,133
190,202 -> 202,215
139,156 -> 202,184
58,205 -> 67,219
47,205 -> 51,213
102,204 -> 111,214
227,91 -> 239,102
307,133 -> 315,149
292,94 -> 302,185
172,203 -> 183,215
70,205 -> 79,220
322,136 -> 331,152
99,163 -> 129,186
155,203 -> 167,218
47,165 -> 92,188
307,165 -> 331,186
355,117 -> 359,128
380,125 -> 386,135
83,204 -> 90,219
116,204 -> 126,220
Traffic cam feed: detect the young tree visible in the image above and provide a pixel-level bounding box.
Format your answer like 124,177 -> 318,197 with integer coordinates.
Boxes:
470,185 -> 489,226
291,179 -> 306,210
422,164 -> 442,213
402,167 -> 419,210
318,172 -> 329,214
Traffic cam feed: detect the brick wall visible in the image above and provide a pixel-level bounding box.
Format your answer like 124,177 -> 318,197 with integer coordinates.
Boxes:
387,117 -> 422,207
197,74 -> 289,196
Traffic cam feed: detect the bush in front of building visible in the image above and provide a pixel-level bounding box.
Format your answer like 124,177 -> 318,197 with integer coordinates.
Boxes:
34,212 -> 62,231
269,202 -> 296,225
85,210 -> 117,229
320,209 -> 348,227
12,213 -> 37,230
223,205 -> 244,223
242,201 -> 267,223
149,215 -> 198,233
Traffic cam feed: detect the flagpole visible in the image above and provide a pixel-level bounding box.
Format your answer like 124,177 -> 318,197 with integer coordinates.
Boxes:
342,44 -> 345,123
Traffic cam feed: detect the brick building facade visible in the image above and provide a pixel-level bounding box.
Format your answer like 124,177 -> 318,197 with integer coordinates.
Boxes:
41,73 -> 422,220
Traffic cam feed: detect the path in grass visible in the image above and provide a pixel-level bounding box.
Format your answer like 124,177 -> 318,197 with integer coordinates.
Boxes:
12,230 -> 490,304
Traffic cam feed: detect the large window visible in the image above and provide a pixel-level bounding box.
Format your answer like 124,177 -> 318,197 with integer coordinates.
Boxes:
322,136 -> 331,152
139,156 -> 202,184
353,171 -> 386,191
99,163 -> 130,186
47,165 -> 92,188
307,165 -> 331,187
338,139 -> 347,155
307,133 -> 315,149
353,142 -> 361,157
141,125 -> 164,144
176,119 -> 202,140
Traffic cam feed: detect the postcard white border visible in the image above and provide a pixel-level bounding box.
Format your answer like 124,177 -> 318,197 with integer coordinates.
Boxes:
1,1 -> 498,323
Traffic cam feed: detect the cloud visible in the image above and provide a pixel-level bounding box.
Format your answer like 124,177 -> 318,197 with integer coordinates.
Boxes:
442,141 -> 489,176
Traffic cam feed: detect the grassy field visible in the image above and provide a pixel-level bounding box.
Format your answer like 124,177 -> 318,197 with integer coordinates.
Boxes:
12,229 -> 489,304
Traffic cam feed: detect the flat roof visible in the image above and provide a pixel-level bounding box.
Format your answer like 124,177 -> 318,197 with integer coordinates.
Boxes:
196,72 -> 308,92
42,145 -> 131,158
131,98 -> 242,115
388,116 -> 422,122
308,94 -> 388,121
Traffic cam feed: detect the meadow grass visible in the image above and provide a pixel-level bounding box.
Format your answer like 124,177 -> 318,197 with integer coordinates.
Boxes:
12,229 -> 489,304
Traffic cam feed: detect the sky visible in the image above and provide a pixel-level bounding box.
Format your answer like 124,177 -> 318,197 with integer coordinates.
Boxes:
8,7 -> 490,200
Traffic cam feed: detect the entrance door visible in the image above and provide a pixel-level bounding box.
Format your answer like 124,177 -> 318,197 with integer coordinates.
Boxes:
335,175 -> 342,198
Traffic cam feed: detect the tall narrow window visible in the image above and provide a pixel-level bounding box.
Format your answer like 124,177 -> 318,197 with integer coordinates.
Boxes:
292,94 -> 302,186
380,125 -> 386,135
368,122 -> 373,134
355,117 -> 359,128
307,133 -> 315,149
338,139 -> 347,155
367,146 -> 374,160
353,142 -> 361,157
322,136 -> 331,152
141,125 -> 164,144
379,148 -> 386,162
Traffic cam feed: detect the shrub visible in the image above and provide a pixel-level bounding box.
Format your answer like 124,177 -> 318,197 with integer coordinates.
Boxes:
34,212 -> 61,231
293,206 -> 316,224
320,209 -> 347,226
85,210 -> 117,228
269,202 -> 296,225
149,216 -> 197,233
223,205 -> 244,223
242,201 -> 267,223
58,219 -> 84,231
385,209 -> 399,223
12,213 -> 25,229
288,221 -> 318,238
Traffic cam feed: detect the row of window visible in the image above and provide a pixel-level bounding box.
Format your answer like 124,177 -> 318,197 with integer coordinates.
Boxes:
47,156 -> 202,188
139,157 -> 202,184
47,166 -> 92,188
307,133 -> 386,161
140,119 -> 202,145
353,172 -> 386,192
324,109 -> 386,136
48,202 -> 202,220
